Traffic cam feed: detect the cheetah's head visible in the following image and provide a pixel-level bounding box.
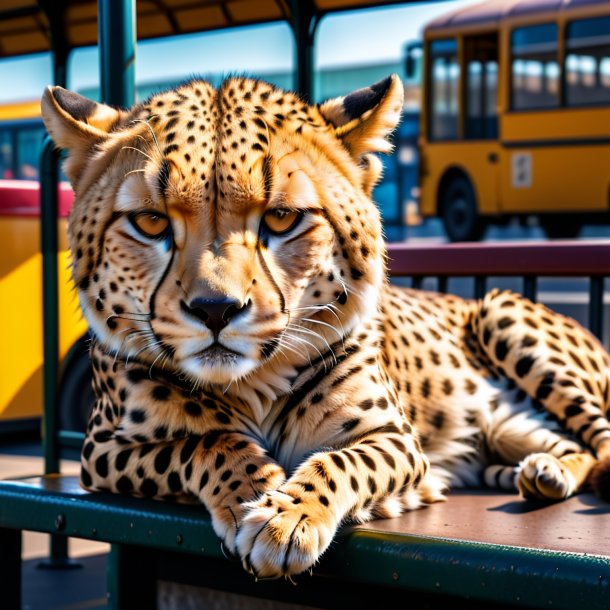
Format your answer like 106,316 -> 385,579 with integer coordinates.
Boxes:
41,76 -> 403,386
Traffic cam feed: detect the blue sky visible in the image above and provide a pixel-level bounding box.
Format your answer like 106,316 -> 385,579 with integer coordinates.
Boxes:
0,0 -> 477,103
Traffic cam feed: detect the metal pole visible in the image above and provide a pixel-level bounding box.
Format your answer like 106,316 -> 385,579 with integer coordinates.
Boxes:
40,137 -> 60,477
589,276 -> 604,340
98,0 -> 136,107
37,0 -> 81,571
287,0 -> 318,101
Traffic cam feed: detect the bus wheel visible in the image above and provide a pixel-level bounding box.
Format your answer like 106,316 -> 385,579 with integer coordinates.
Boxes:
540,215 -> 582,239
441,176 -> 486,242
58,337 -> 95,432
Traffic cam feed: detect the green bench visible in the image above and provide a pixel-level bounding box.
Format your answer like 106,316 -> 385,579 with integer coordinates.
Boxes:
1,475 -> 609,609
2,212 -> 610,609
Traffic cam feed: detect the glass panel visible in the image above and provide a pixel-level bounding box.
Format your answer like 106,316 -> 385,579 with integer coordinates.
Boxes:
429,38 -> 460,141
566,16 -> 610,106
511,24 -> 559,110
0,129 -> 13,180
465,35 -> 498,139
16,128 -> 44,180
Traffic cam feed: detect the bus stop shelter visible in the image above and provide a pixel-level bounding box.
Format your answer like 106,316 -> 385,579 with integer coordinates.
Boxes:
0,0 -> 416,104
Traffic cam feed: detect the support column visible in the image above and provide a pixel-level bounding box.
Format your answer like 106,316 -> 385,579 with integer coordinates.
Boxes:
0,528 -> 22,610
37,0 -> 77,569
98,0 -> 136,107
287,0 -> 319,102
108,544 -> 158,610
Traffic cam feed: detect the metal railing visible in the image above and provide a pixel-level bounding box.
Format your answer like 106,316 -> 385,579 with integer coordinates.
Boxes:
387,241 -> 610,342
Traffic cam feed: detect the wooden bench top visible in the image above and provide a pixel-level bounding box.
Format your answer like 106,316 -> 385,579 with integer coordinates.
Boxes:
0,475 -> 608,609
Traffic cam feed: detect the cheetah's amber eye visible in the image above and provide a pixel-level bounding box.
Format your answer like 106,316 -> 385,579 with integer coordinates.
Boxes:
129,212 -> 170,239
262,208 -> 302,235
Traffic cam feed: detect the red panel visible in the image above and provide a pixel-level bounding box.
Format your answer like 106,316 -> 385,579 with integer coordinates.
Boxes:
0,180 -> 74,218
387,241 -> 610,277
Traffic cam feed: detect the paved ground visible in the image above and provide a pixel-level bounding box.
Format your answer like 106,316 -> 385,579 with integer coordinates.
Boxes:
0,436 -> 109,610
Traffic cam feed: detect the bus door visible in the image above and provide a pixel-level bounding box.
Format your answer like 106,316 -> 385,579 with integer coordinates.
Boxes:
462,33 -> 501,214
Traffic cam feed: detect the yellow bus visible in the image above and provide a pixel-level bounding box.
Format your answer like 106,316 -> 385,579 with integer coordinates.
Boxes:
417,0 -> 610,241
0,101 -> 90,433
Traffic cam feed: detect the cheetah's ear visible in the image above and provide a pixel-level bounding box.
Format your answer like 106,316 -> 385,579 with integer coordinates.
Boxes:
319,74 -> 403,159
41,86 -> 124,184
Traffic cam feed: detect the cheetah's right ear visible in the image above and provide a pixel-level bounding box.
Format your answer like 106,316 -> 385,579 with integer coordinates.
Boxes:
319,75 -> 403,196
41,86 -> 124,184
319,74 -> 404,159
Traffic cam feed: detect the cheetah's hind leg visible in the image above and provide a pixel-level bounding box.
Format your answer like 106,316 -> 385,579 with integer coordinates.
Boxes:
473,289 -> 610,500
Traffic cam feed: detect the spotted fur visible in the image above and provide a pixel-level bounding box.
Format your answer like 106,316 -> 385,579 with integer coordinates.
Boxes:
41,75 -> 610,579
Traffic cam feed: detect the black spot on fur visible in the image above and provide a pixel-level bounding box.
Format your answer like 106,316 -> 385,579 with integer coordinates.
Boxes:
154,446 -> 173,474
184,401 -> 202,417
515,355 -> 536,378
152,385 -> 171,401
94,453 -> 108,478
140,479 -> 158,497
115,449 -> 132,471
130,409 -> 146,424
168,471 -> 182,493
566,403 -> 584,417
495,339 -> 509,361
126,369 -> 148,384
116,475 -> 133,493
81,467 -> 92,487
342,418 -> 360,432
432,411 -> 445,429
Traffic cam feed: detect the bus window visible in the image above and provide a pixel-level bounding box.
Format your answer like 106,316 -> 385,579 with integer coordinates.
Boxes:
511,23 -> 559,110
465,35 -> 498,139
429,38 -> 459,140
16,127 -> 44,180
565,16 -> 610,107
0,130 -> 12,179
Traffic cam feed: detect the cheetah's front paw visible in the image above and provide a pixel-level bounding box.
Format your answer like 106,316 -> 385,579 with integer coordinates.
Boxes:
210,502 -> 249,554
517,453 -> 576,501
235,490 -> 336,579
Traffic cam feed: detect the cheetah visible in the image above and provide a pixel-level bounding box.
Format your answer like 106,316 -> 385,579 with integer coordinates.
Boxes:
41,74 -> 610,579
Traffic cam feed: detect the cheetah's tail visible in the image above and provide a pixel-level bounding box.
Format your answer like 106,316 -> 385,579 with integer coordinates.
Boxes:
589,457 -> 610,501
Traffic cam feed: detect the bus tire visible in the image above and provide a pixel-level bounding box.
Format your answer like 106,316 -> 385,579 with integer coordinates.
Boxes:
58,335 -> 95,432
440,176 -> 486,242
540,215 -> 582,239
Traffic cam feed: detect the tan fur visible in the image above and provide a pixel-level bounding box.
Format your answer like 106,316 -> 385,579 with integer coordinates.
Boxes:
41,76 -> 610,579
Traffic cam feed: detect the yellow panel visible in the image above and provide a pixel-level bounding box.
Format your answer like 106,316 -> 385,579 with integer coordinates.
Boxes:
0,216 -> 86,422
175,6 -> 226,31
227,0 -> 283,22
0,100 -> 40,120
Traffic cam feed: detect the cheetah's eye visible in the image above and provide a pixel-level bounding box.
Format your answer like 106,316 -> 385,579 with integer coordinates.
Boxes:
129,212 -> 170,239
262,208 -> 302,236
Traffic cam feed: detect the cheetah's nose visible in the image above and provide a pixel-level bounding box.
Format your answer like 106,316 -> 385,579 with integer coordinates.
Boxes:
181,297 -> 251,337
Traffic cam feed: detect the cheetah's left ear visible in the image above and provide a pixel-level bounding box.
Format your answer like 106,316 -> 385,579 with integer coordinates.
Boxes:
319,74 -> 403,158
41,86 -> 125,185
